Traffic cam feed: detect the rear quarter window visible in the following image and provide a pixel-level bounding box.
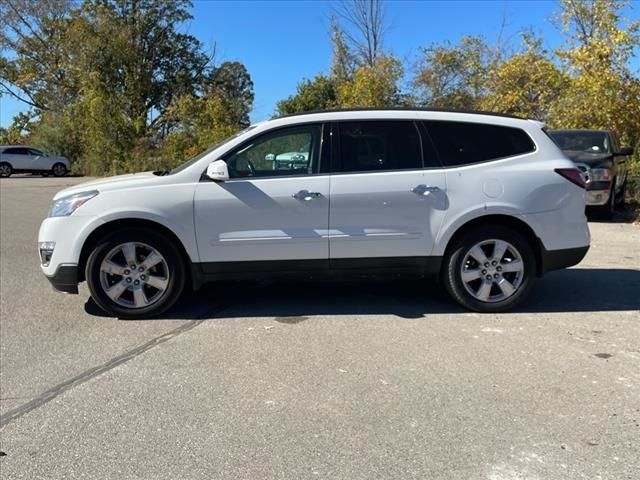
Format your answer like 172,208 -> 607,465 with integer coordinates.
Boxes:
424,121 -> 535,166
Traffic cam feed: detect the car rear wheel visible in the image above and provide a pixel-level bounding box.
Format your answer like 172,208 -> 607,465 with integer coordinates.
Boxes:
0,162 -> 12,177
442,225 -> 536,313
52,163 -> 67,177
86,228 -> 186,319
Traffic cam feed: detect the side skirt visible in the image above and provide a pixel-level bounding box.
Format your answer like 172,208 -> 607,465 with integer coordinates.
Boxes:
190,257 -> 443,290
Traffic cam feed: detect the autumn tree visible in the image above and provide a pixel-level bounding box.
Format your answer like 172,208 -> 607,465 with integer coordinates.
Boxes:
481,35 -> 567,121
412,36 -> 495,110
553,0 -> 640,143
276,0 -> 400,115
339,55 -> 403,108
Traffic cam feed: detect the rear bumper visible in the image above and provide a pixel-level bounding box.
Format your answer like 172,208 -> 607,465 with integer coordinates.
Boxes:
540,245 -> 589,275
46,264 -> 79,294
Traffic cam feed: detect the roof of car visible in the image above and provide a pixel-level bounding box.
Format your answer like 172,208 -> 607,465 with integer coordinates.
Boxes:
0,145 -> 37,149
275,107 -> 526,121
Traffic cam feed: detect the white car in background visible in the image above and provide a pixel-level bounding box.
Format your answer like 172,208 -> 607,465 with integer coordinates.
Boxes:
38,109 -> 590,318
0,145 -> 70,177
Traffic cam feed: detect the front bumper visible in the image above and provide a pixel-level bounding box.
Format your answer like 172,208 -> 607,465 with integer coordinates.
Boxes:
46,264 -> 79,294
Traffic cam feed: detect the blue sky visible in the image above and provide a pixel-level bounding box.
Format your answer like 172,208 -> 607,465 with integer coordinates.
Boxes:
1,0 -> 638,127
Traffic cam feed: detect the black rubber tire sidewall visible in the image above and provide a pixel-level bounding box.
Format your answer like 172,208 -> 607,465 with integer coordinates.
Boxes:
0,162 -> 12,177
442,225 -> 536,313
86,227 -> 185,319
52,163 -> 67,177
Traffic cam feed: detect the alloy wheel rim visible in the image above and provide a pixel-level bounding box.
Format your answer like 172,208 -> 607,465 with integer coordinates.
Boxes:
0,165 -> 10,175
99,242 -> 170,309
53,164 -> 65,175
460,239 -> 524,303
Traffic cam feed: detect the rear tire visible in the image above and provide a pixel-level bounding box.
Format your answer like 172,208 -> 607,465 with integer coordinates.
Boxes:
442,225 -> 536,313
0,162 -> 12,177
86,227 -> 186,319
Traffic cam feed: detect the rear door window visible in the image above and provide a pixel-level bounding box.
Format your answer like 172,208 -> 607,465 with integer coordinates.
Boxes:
337,121 -> 423,173
424,121 -> 535,166
4,147 -> 29,155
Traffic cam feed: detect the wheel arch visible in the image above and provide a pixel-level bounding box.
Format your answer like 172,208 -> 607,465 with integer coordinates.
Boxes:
78,218 -> 194,287
441,214 -> 544,277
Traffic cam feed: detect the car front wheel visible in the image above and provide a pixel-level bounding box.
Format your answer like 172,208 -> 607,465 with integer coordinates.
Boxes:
86,228 -> 186,319
442,226 -> 536,313
52,163 -> 67,177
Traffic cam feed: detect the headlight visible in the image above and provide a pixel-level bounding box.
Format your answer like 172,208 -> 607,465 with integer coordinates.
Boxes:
589,168 -> 612,182
49,190 -> 99,217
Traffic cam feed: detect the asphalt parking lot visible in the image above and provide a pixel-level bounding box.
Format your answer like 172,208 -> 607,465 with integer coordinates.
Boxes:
1,176 -> 639,479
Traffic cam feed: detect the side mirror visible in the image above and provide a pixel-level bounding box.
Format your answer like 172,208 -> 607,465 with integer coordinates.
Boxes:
206,159 -> 229,181
616,146 -> 633,156
265,153 -> 275,161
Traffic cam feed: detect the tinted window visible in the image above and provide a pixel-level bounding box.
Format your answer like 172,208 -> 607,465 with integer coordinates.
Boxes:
4,147 -> 29,155
225,125 -> 322,178
338,121 -> 422,172
425,121 -> 535,166
28,148 -> 44,156
548,131 -> 610,153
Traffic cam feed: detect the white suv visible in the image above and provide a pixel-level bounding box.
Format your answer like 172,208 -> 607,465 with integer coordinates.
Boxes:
38,109 -> 590,318
0,146 -> 70,177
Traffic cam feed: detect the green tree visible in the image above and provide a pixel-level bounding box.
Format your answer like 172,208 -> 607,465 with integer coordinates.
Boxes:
276,75 -> 339,116
1,0 -> 254,175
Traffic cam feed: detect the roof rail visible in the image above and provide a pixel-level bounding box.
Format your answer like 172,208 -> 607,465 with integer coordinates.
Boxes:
274,107 -> 527,121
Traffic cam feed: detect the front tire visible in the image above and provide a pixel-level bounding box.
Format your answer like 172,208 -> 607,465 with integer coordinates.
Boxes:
86,228 -> 186,319
0,162 -> 12,177
442,225 -> 536,313
52,163 -> 67,177
588,184 -> 615,220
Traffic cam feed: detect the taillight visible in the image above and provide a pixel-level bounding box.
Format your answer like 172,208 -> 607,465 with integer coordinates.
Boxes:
555,168 -> 586,189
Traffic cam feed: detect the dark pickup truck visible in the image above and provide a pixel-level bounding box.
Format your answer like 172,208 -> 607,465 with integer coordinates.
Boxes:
548,129 -> 634,219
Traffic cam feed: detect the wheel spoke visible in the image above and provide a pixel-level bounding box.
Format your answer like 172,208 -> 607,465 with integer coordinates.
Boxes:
461,268 -> 482,283
497,277 -> 516,297
140,251 -> 162,271
468,245 -> 488,265
133,287 -> 148,307
121,243 -> 137,266
491,240 -> 508,263
476,280 -> 493,301
106,280 -> 128,301
145,275 -> 168,291
501,259 -> 523,273
102,260 -> 126,276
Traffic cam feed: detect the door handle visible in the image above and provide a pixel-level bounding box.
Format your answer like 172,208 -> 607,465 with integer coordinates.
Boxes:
411,184 -> 440,196
293,190 -> 322,201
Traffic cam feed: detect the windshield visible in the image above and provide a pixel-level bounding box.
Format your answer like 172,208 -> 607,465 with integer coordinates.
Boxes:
548,131 -> 610,153
169,126 -> 256,174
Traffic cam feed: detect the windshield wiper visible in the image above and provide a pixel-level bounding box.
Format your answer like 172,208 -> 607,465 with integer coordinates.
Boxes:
153,169 -> 171,176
